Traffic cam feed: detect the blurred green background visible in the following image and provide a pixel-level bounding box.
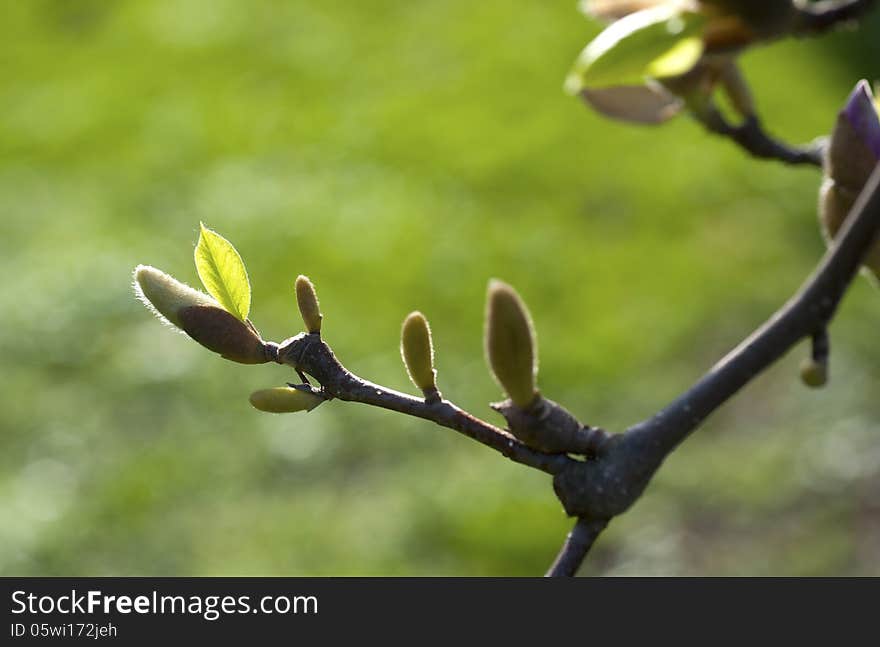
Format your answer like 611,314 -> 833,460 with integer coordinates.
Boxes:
2,1 -> 879,576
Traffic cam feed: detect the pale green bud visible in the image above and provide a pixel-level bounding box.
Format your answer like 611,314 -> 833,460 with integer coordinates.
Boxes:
295,275 -> 323,334
484,280 -> 539,409
400,311 -> 437,396
249,385 -> 326,413
133,265 -> 216,329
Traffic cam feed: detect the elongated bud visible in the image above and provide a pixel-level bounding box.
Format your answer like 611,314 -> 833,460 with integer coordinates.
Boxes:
484,280 -> 539,409
249,385 -> 326,413
134,265 -> 271,364
400,312 -> 438,397
133,265 -> 217,328
177,305 -> 271,364
580,83 -> 684,124
800,358 -> 828,389
826,80 -> 880,192
820,80 -> 880,280
295,275 -> 322,334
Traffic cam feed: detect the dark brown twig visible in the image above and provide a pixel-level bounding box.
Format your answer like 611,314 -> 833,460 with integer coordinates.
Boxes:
274,332 -> 572,475
793,0 -> 878,35
546,517 -> 609,577
697,109 -> 825,167
626,162 -> 880,455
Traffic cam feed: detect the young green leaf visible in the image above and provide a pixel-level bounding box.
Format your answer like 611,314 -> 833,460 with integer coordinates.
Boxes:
565,5 -> 705,93
295,275 -> 323,334
484,280 -> 539,409
400,311 -> 437,394
194,223 -> 251,322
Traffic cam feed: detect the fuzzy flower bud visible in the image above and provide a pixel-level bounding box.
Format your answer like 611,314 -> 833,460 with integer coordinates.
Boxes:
400,312 -> 438,397
134,265 -> 271,364
249,385 -> 326,413
820,80 -> 880,280
484,280 -> 539,409
295,275 -> 323,334
133,265 -> 216,328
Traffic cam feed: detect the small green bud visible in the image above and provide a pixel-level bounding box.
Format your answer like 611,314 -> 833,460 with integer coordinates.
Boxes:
177,305 -> 271,364
249,385 -> 326,413
295,275 -> 322,334
799,357 -> 828,389
484,280 -> 539,409
133,265 -> 216,328
400,311 -> 437,396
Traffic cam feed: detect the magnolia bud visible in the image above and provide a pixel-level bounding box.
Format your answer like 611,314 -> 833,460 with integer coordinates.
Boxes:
133,265 -> 216,329
177,305 -> 270,364
134,264 -> 271,364
819,180 -> 880,280
580,83 -> 684,124
295,275 -> 322,334
800,357 -> 828,389
400,312 -> 438,397
484,280 -> 539,409
820,80 -> 880,280
249,385 -> 326,413
826,81 -> 879,191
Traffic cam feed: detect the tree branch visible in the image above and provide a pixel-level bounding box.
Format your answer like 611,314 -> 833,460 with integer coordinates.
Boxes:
697,110 -> 825,167
627,161 -> 880,455
266,164 -> 880,578
274,332 -> 572,475
548,161 -> 880,574
546,517 -> 609,577
793,0 -> 878,35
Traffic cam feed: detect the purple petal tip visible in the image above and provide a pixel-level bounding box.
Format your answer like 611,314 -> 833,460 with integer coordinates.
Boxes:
843,79 -> 880,160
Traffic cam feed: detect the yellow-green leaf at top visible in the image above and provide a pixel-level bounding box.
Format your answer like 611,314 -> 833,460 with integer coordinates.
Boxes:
645,35 -> 702,79
565,5 -> 705,93
194,223 -> 251,322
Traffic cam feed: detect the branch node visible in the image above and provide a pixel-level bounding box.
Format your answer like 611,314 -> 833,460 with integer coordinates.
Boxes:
491,395 -> 606,456
422,386 -> 442,404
